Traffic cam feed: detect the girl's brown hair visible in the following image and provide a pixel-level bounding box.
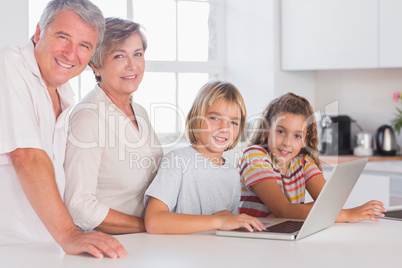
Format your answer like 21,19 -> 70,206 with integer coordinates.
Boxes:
247,92 -> 321,169
186,80 -> 247,151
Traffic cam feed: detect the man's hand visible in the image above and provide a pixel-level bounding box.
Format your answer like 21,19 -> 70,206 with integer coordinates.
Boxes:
11,148 -> 127,258
60,230 -> 127,258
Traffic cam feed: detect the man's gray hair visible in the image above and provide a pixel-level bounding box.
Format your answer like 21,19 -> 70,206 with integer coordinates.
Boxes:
38,0 -> 105,48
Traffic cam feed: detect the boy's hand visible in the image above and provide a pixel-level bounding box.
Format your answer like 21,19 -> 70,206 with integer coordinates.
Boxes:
216,213 -> 266,232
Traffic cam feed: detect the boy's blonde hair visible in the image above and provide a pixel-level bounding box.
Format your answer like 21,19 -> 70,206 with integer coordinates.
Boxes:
186,81 -> 247,151
248,92 -> 321,169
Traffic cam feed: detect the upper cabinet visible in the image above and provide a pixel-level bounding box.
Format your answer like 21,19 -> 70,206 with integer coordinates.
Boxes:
379,0 -> 402,68
281,0 -> 402,70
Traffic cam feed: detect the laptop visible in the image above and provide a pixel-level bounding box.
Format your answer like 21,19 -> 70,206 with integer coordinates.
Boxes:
216,157 -> 368,241
383,209 -> 402,221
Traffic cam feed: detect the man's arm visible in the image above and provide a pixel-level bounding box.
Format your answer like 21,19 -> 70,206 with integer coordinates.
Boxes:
10,148 -> 127,258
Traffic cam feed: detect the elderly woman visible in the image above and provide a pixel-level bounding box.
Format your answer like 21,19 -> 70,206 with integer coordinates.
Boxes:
64,17 -> 163,234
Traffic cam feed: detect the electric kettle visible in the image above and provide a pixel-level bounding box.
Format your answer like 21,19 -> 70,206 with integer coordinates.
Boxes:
375,125 -> 397,156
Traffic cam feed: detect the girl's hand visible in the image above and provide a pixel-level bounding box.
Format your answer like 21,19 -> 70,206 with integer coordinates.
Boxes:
215,213 -> 266,232
338,200 -> 386,223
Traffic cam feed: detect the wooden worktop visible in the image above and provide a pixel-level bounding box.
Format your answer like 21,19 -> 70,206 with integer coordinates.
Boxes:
319,154 -> 402,165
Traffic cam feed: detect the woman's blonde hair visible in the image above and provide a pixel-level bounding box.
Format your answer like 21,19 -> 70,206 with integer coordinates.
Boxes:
247,92 -> 321,169
186,80 -> 247,151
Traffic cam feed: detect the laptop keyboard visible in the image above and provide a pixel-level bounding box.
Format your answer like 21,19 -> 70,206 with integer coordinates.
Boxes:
263,220 -> 304,233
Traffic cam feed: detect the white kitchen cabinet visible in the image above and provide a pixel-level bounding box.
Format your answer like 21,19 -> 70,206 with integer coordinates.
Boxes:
281,0 -> 378,70
306,170 -> 391,209
379,0 -> 402,68
342,173 -> 390,209
282,0 -> 402,70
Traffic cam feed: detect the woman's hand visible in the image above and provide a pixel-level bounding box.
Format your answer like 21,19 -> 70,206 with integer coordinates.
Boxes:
215,213 -> 266,232
337,200 -> 386,223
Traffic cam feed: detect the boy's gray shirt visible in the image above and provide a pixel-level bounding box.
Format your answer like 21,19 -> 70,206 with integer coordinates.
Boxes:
144,146 -> 240,215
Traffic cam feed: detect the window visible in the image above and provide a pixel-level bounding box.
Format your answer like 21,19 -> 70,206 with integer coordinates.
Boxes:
29,0 -> 225,144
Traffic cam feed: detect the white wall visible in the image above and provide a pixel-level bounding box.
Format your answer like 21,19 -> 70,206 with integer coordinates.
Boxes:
0,0 -> 29,47
226,0 -> 315,122
273,0 -> 315,106
315,69 -> 402,150
2,0 -> 314,120
226,0 -> 402,152
2,0 -> 400,151
225,0 -> 275,120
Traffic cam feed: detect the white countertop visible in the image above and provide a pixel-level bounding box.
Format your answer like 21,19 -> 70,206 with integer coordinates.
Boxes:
322,160 -> 402,177
365,160 -> 402,175
1,219 -> 401,268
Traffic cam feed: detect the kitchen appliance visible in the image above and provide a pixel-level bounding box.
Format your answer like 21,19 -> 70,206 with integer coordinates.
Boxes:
353,132 -> 373,156
375,125 -> 397,156
319,115 -> 352,155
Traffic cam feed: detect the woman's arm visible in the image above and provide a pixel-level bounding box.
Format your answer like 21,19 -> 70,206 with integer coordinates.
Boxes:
64,107 -> 106,232
144,197 -> 265,234
95,209 -> 145,234
252,175 -> 326,219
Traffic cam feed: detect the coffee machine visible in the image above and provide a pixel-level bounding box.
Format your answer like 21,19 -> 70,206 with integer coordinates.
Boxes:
319,115 -> 352,155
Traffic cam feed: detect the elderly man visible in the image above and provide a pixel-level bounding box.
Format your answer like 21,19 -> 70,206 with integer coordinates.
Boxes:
0,0 -> 126,258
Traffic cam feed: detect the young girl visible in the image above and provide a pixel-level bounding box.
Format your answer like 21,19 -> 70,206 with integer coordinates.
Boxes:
239,92 -> 386,222
144,81 -> 265,234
